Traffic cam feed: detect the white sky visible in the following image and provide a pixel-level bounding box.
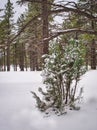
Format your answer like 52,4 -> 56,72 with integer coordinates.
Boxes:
0,0 -> 77,23
0,0 -> 27,22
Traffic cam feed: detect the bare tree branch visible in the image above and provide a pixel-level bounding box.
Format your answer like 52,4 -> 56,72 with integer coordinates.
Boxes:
42,28 -> 97,42
10,14 -> 41,43
17,0 -> 97,20
1,28 -> 97,50
7,0 -> 97,45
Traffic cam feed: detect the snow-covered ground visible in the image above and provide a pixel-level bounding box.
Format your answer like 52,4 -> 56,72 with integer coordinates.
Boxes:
0,70 -> 97,130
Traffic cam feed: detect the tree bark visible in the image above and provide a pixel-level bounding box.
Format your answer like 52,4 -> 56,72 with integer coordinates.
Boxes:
19,43 -> 25,71
91,39 -> 96,69
7,39 -> 10,71
42,0 -> 49,54
90,1 -> 96,70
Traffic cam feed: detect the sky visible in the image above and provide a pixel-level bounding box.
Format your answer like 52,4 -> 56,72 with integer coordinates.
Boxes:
0,0 -> 27,22
0,0 -> 77,22
0,0 -> 78,24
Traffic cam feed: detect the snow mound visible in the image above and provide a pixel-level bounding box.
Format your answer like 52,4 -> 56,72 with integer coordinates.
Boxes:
0,70 -> 97,130
80,70 -> 97,103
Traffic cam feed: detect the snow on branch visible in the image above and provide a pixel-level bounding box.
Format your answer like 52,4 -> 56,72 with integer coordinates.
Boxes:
3,0 -> 97,47
18,0 -> 97,20
43,28 -> 97,42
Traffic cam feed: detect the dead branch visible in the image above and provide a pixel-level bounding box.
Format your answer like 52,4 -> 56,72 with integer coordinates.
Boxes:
42,28 -> 97,42
18,0 -> 97,20
10,14 -> 42,43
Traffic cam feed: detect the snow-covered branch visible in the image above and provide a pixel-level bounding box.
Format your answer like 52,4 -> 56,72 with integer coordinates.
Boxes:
43,28 -> 97,42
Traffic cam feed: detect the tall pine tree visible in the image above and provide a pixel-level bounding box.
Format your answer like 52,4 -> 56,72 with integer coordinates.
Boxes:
4,0 -> 14,71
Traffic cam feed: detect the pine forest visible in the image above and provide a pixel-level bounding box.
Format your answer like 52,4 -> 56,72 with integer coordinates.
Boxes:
0,0 -> 97,71
0,0 -> 97,114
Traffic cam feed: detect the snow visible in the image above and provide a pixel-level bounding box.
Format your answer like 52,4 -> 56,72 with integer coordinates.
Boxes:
0,70 -> 97,130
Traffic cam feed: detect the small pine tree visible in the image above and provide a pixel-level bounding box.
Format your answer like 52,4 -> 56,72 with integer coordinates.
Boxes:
31,39 -> 86,114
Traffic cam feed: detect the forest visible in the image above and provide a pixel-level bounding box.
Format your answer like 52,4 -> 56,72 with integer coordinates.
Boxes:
0,0 -> 97,71
0,1 -> 97,128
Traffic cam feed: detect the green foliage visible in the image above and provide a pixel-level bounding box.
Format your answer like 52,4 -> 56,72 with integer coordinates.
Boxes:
32,39 -> 86,114
0,0 -> 15,71
80,34 -> 96,42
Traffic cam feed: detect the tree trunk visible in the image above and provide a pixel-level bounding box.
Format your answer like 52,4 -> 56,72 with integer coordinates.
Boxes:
90,1 -> 96,69
91,39 -> 96,69
29,50 -> 36,71
7,40 -> 10,71
3,48 -> 6,71
13,44 -> 17,71
24,50 -> 28,71
19,43 -> 25,71
91,19 -> 96,69
42,0 -> 49,54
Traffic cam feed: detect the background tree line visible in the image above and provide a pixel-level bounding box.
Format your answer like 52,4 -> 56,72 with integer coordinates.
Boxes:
0,0 -> 97,71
